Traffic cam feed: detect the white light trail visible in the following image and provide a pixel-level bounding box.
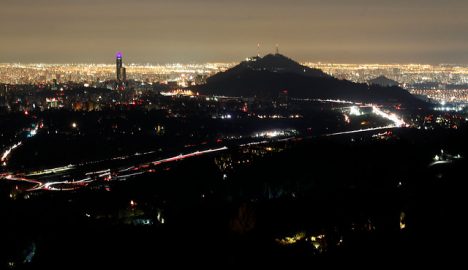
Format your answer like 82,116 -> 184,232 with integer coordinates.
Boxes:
5,146 -> 230,192
1,142 -> 22,164
27,164 -> 75,176
1,122 -> 42,166
325,126 -> 396,136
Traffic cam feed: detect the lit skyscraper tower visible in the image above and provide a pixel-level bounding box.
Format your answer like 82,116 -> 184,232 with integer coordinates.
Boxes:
116,52 -> 123,81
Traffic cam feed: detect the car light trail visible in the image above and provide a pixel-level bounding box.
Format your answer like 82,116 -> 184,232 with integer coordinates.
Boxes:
325,126 -> 396,136
1,142 -> 22,165
1,121 -> 43,166
26,165 -> 75,176
3,146 -> 230,192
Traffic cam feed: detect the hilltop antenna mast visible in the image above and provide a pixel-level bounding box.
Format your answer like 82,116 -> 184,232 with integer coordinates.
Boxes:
257,43 -> 261,57
276,44 -> 279,55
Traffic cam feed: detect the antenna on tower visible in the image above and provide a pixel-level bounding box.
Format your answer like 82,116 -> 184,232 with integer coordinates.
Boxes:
257,43 -> 261,57
276,44 -> 279,55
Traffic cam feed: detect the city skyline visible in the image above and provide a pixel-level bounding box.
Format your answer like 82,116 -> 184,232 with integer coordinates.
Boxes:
1,0 -> 467,64
2,1 -> 468,267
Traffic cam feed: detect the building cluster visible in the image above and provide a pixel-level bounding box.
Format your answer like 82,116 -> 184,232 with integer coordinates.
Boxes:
3,55 -> 468,107
0,61 -> 231,87
305,63 -> 468,103
306,63 -> 468,86
0,53 -> 294,116
409,89 -> 468,104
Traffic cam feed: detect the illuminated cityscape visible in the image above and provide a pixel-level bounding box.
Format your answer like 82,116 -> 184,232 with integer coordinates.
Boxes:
2,62 -> 468,104
1,0 -> 467,268
2,52 -> 466,268
0,62 -> 231,86
306,62 -> 468,103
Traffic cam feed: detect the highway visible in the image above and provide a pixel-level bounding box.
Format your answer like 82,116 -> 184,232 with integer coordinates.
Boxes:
325,125 -> 396,136
1,146 -> 229,192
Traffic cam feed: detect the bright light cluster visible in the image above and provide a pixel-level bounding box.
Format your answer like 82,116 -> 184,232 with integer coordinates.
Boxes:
160,89 -> 197,97
1,142 -> 22,164
253,129 -> 298,138
372,106 -> 407,127
349,106 -> 362,116
434,105 -> 465,112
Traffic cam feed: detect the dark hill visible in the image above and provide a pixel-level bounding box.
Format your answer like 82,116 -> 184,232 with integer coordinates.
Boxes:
234,54 -> 328,77
368,75 -> 399,87
195,54 -> 427,107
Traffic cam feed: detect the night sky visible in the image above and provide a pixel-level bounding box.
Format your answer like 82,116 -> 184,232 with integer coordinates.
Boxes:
1,0 -> 467,64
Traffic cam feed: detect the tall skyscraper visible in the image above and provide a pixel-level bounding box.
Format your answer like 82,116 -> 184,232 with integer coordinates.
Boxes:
116,52 -> 123,81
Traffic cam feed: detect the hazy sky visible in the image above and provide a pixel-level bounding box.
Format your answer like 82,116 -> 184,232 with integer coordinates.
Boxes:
1,0 -> 467,64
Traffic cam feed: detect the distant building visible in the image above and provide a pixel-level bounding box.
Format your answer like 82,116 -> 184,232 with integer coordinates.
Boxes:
116,52 -> 126,82
368,75 -> 399,87
115,52 -> 127,90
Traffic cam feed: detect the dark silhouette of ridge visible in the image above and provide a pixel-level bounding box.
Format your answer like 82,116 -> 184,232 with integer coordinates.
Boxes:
368,75 -> 399,87
195,54 -> 428,107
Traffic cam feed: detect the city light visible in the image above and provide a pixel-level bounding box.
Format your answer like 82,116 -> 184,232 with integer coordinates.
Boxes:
349,106 -> 362,116
1,142 -> 22,165
400,212 -> 406,230
372,106 -> 407,127
160,89 -> 197,97
344,114 -> 351,124
1,0 -> 467,266
0,62 -> 231,85
253,129 -> 298,138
